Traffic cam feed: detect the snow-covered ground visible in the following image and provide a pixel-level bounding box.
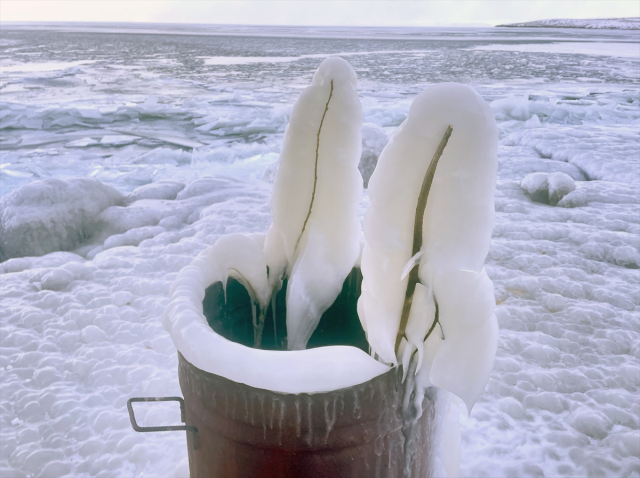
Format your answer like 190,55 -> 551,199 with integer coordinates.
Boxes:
498,18 -> 640,30
0,23 -> 638,478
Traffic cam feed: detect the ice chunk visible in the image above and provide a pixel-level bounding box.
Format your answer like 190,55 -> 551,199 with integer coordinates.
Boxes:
521,171 -> 576,206
176,177 -> 238,200
0,178 -> 122,261
125,180 -> 185,203
548,172 -> 576,205
491,95 -> 532,122
108,128 -> 203,149
263,57 -> 363,350
65,137 -> 99,148
520,172 -> 550,204
76,107 -> 103,120
100,135 -> 137,146
128,147 -> 191,165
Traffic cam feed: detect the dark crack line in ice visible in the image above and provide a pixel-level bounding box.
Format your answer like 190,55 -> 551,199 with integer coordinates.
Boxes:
294,79 -> 334,255
395,125 -> 453,354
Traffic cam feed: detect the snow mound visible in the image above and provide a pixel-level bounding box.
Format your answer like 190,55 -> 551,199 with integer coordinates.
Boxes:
0,178 -> 122,262
0,251 -> 84,274
521,172 -> 576,206
498,17 -> 640,30
83,176 -> 270,258
557,180 -> 640,208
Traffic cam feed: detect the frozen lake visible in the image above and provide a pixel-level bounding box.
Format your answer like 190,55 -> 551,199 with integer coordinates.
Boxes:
1,22 -> 639,477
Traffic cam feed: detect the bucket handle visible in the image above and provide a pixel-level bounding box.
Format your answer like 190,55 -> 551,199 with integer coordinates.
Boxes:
127,397 -> 199,450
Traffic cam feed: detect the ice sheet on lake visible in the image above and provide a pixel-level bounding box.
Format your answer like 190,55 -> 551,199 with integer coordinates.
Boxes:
470,42 -> 640,58
0,61 -> 95,73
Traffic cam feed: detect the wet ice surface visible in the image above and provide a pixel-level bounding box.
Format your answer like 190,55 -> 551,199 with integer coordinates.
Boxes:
1,23 -> 639,477
470,42 -> 640,58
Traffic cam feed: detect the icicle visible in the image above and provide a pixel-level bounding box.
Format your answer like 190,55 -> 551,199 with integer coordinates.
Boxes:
255,309 -> 266,348
401,340 -> 414,382
405,282 -> 435,373
222,276 -> 228,305
251,301 -> 257,329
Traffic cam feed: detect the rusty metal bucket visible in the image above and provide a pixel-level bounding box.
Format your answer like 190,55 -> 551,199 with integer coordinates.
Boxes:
129,269 -> 436,477
179,352 -> 435,478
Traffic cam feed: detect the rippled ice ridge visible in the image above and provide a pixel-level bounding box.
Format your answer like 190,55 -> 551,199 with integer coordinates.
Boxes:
1,23 -> 639,478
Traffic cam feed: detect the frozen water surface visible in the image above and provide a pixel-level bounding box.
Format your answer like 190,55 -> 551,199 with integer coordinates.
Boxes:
470,42 -> 640,58
0,22 -> 638,477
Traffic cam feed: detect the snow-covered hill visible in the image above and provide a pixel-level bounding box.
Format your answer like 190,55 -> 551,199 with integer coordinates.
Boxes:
498,17 -> 640,30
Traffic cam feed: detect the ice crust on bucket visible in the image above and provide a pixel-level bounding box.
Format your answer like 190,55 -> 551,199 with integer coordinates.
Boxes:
163,240 -> 389,394
264,57 -> 363,350
359,83 -> 499,413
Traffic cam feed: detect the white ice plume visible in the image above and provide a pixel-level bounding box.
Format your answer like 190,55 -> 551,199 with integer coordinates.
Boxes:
264,57 -> 363,350
359,82 -> 499,413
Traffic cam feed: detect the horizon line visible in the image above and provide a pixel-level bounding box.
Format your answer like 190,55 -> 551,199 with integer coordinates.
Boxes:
0,20 -> 498,27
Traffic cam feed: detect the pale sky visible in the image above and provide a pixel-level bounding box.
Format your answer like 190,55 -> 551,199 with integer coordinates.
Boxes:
1,1 -> 638,27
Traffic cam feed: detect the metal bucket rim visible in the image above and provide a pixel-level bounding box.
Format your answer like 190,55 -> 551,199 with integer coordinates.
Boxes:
164,248 -> 390,394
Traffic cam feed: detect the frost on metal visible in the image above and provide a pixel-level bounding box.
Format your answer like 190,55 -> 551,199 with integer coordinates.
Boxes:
359,83 -> 499,414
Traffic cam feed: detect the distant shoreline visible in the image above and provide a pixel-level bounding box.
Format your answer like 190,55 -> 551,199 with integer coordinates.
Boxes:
498,18 -> 640,31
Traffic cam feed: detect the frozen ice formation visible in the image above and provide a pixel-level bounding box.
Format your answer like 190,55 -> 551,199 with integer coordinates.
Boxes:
359,82 -> 499,413
521,171 -> 577,206
0,178 -> 123,261
260,121 -> 388,188
359,123 -> 389,187
123,179 -> 186,204
264,57 -> 363,350
163,241 -> 389,394
191,233 -> 271,346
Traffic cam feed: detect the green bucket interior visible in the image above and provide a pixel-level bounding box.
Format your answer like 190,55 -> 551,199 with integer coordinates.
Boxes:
202,268 -> 369,352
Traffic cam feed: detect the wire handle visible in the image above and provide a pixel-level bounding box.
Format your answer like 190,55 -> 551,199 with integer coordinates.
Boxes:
127,397 -> 199,449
